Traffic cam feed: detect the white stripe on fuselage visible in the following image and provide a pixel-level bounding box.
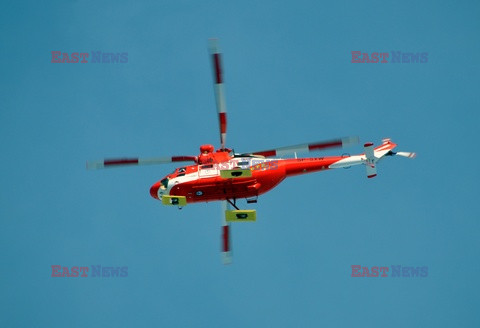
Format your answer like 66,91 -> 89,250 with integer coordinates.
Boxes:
162,157 -> 281,197
165,172 -> 198,195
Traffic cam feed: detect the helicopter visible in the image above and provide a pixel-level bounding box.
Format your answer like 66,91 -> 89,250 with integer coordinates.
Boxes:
87,39 -> 416,264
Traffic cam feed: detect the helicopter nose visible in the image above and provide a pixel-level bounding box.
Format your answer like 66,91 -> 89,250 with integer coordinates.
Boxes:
150,181 -> 161,200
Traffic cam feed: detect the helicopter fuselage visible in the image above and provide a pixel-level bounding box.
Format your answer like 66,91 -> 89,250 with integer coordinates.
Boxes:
150,152 -> 347,204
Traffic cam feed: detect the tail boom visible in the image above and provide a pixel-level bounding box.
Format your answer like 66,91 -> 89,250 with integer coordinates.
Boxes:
328,138 -> 414,178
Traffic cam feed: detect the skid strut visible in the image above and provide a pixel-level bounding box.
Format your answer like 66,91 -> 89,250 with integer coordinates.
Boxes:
227,198 -> 240,210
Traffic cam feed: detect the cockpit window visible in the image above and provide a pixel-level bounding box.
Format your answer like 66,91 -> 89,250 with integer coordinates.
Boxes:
160,178 -> 168,189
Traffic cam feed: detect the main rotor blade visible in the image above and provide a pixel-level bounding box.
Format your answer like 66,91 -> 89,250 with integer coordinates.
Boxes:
209,38 -> 227,150
221,200 -> 232,264
86,156 -> 197,170
249,136 -> 359,158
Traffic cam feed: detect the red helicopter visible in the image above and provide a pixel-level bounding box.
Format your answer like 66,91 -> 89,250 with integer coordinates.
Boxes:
87,39 -> 416,264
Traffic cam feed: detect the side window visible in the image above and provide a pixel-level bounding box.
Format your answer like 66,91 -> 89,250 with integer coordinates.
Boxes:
178,167 -> 186,177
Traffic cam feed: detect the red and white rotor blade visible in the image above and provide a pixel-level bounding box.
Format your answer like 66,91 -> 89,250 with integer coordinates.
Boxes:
209,38 -> 227,150
396,151 -> 416,159
250,136 -> 359,158
221,200 -> 232,264
86,156 -> 197,170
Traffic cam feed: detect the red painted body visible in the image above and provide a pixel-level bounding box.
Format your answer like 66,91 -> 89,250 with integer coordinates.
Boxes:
149,148 -> 349,204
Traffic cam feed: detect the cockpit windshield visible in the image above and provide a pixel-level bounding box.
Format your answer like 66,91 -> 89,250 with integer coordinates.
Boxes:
160,178 -> 168,189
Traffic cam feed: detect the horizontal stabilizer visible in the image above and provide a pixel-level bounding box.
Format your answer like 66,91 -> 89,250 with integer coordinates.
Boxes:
364,142 -> 377,178
366,164 -> 377,178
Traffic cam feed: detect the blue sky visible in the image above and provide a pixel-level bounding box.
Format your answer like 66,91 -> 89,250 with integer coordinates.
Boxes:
1,0 -> 479,327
